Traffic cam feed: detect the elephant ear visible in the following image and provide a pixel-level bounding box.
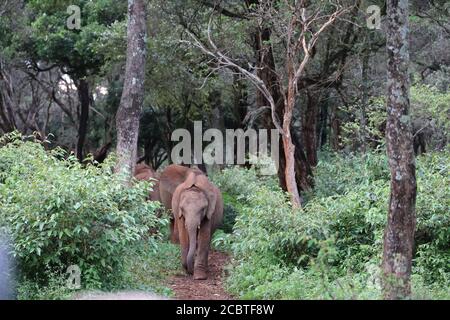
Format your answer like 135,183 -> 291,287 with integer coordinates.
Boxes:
172,172 -> 197,218
194,175 -> 217,220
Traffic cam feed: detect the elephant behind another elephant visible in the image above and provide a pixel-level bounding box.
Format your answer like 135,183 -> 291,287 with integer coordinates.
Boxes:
134,162 -> 161,202
158,165 -> 204,243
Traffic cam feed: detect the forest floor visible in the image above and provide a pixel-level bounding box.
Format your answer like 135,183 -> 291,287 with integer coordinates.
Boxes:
168,251 -> 234,300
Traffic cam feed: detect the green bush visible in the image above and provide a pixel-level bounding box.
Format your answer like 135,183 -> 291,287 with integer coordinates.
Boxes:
220,193 -> 239,234
308,150 -> 449,280
122,242 -> 181,297
211,166 -> 285,237
309,150 -> 390,199
212,165 -> 281,203
339,84 -> 450,153
413,152 -> 450,284
217,150 -> 449,299
16,271 -> 73,300
211,229 -> 233,252
0,134 -> 163,289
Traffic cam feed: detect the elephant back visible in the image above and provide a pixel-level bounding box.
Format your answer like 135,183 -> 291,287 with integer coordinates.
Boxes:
172,170 -> 223,231
134,163 -> 158,180
159,165 -> 204,209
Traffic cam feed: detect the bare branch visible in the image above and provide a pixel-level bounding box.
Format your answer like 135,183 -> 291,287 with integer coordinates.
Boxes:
182,17 -> 284,133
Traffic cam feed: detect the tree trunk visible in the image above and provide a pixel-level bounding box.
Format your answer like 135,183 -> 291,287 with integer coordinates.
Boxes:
232,74 -> 247,128
165,107 -> 174,164
253,26 -> 313,196
115,0 -> 147,181
302,90 -> 320,166
330,103 -> 341,150
360,49 -> 370,153
93,142 -> 112,164
0,65 -> 17,133
277,133 -> 314,193
318,93 -> 328,149
283,79 -> 302,208
382,0 -> 417,300
0,91 -> 15,133
76,79 -> 89,162
209,89 -> 225,170
210,89 -> 225,134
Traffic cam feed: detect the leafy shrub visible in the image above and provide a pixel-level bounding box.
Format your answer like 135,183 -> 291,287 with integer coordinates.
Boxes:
340,97 -> 386,149
217,150 -> 449,299
122,242 -> 181,297
309,150 -> 390,199
413,152 -> 450,284
211,166 -> 283,236
310,150 -> 449,280
410,84 -> 449,150
220,193 -> 239,234
0,134 -> 163,289
16,271 -> 73,300
339,84 -> 450,153
211,229 -> 233,252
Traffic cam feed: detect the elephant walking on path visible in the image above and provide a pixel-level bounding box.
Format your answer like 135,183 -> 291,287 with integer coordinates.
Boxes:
159,165 -> 204,243
159,165 -> 223,280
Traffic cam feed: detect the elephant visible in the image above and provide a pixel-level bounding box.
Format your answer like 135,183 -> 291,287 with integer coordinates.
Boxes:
171,171 -> 223,280
159,164 -> 204,243
134,162 -> 161,202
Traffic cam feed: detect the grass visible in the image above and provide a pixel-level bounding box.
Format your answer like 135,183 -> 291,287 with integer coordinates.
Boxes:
122,241 -> 182,297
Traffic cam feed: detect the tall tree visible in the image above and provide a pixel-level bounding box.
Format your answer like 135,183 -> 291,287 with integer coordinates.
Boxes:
382,0 -> 417,299
115,0 -> 148,180
251,13 -> 314,194
24,0 -> 127,160
186,0 -> 349,207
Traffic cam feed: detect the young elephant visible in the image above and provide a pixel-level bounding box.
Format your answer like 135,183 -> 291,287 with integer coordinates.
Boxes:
159,165 -> 204,243
172,172 -> 223,280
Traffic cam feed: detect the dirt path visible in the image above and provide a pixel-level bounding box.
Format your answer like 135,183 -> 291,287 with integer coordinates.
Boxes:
168,251 -> 234,300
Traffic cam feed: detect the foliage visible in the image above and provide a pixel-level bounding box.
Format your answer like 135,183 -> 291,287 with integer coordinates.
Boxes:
26,0 -> 127,78
212,165 -> 280,202
413,151 -> 450,284
340,97 -> 386,150
0,133 -> 164,289
121,242 -> 181,297
15,241 -> 181,300
340,84 -> 450,152
309,150 -> 390,199
216,150 -> 449,299
211,229 -> 233,252
1,0 -> 449,300
214,167 -> 326,276
16,271 -> 73,300
410,84 -> 450,150
220,193 -> 239,234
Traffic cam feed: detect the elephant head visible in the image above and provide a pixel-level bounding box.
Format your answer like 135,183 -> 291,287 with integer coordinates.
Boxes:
172,172 -> 221,278
134,163 -> 161,202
